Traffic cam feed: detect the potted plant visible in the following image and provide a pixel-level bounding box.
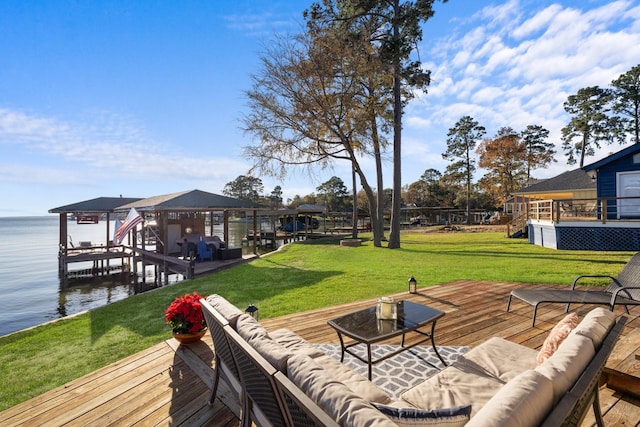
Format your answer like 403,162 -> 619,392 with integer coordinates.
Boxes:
165,291 -> 207,344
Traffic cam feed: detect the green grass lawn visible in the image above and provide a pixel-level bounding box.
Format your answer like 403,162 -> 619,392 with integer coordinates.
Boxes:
0,231 -> 633,410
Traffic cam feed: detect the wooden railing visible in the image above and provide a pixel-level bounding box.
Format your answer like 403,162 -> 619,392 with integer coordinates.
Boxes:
516,196 -> 640,224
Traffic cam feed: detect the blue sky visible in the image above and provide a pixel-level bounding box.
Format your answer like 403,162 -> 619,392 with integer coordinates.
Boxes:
1,0 -> 639,216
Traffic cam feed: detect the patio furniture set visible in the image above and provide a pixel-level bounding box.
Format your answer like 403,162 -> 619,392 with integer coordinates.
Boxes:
201,290 -> 627,426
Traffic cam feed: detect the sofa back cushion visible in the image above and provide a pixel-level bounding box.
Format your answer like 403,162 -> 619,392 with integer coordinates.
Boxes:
465,369 -> 554,427
534,333 -> 595,404
236,314 -> 290,372
205,294 -> 244,329
571,307 -> 616,348
269,328 -> 326,359
287,354 -> 397,427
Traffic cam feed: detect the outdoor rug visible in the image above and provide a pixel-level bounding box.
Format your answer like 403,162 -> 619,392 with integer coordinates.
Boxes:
314,344 -> 470,399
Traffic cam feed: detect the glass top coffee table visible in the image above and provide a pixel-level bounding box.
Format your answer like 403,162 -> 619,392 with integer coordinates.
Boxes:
327,300 -> 447,380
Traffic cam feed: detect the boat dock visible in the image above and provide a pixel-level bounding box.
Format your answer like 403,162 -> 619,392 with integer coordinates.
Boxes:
60,245 -> 256,286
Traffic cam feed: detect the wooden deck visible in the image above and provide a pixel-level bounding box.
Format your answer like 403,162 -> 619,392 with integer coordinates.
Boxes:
2,280 -> 640,426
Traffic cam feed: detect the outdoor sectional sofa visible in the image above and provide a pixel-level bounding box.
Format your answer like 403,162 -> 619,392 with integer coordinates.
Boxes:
201,295 -> 626,426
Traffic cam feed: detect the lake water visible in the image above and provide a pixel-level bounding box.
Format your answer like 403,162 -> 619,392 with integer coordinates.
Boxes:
0,216 -> 256,337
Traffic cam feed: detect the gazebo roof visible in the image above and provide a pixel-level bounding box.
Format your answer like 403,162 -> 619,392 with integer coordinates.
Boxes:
296,204 -> 327,213
49,197 -> 142,214
115,189 -> 263,212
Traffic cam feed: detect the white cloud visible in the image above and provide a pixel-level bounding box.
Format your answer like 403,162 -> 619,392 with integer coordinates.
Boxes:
0,108 -> 250,186
512,4 -> 562,39
0,108 -> 69,144
402,0 -> 640,191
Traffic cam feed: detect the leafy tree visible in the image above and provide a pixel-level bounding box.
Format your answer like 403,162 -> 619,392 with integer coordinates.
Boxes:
404,181 -> 430,207
222,175 -> 264,202
477,127 -> 528,205
288,195 -> 304,208
441,163 -> 466,203
269,186 -> 283,208
242,13 -> 390,247
521,125 -> 554,181
420,168 -> 449,206
610,64 -> 640,144
561,86 -> 615,167
356,188 -> 371,213
316,176 -> 350,211
443,116 -> 485,224
420,168 -> 442,184
308,0 -> 446,249
405,168 -> 447,206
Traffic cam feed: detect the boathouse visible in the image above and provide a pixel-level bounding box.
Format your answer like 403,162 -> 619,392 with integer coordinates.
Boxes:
514,144 -> 640,250
114,189 -> 263,257
49,190 -> 265,283
49,196 -> 143,281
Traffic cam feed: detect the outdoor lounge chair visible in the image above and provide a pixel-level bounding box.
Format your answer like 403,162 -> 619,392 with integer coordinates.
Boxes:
507,252 -> 640,326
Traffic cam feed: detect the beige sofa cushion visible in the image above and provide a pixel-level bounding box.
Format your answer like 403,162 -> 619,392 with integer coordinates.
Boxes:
535,333 -> 595,404
313,354 -> 391,404
269,328 -> 326,358
235,313 -> 269,340
466,369 -> 554,427
455,337 -> 537,382
236,314 -> 290,372
287,354 -> 396,427
571,307 -> 616,348
205,294 -> 244,328
400,365 -> 505,416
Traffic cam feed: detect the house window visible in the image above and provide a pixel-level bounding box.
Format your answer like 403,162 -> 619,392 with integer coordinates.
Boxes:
633,153 -> 640,164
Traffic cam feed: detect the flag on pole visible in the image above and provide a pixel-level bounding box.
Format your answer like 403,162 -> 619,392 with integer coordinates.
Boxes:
114,208 -> 144,245
112,217 -> 122,245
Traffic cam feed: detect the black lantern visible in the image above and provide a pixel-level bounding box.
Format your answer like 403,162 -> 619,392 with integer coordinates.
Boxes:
408,276 -> 417,294
245,304 -> 259,320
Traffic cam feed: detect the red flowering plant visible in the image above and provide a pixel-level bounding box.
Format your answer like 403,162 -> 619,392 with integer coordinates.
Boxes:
165,292 -> 207,334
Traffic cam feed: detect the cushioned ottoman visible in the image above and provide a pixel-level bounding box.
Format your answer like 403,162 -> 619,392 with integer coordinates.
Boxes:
218,247 -> 242,260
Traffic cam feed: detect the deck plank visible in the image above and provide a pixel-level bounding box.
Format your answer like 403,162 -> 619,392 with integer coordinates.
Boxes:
2,280 -> 640,426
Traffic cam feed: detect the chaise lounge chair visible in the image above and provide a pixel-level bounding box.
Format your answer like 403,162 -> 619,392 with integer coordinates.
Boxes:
507,252 -> 640,326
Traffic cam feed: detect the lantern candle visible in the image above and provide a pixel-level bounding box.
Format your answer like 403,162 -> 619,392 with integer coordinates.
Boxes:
376,297 -> 397,320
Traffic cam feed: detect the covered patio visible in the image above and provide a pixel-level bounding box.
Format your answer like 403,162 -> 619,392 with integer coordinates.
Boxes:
2,280 -> 639,426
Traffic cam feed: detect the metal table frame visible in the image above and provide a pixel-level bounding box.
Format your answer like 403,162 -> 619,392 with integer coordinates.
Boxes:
327,300 -> 447,380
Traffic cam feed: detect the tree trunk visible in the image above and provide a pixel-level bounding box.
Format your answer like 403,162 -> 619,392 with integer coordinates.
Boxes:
352,159 -> 383,246
371,107 -> 384,247
388,0 -> 402,249
579,133 -> 588,168
351,165 -> 358,239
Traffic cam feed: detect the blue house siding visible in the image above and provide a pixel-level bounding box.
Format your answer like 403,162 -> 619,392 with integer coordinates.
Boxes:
586,144 -> 640,219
